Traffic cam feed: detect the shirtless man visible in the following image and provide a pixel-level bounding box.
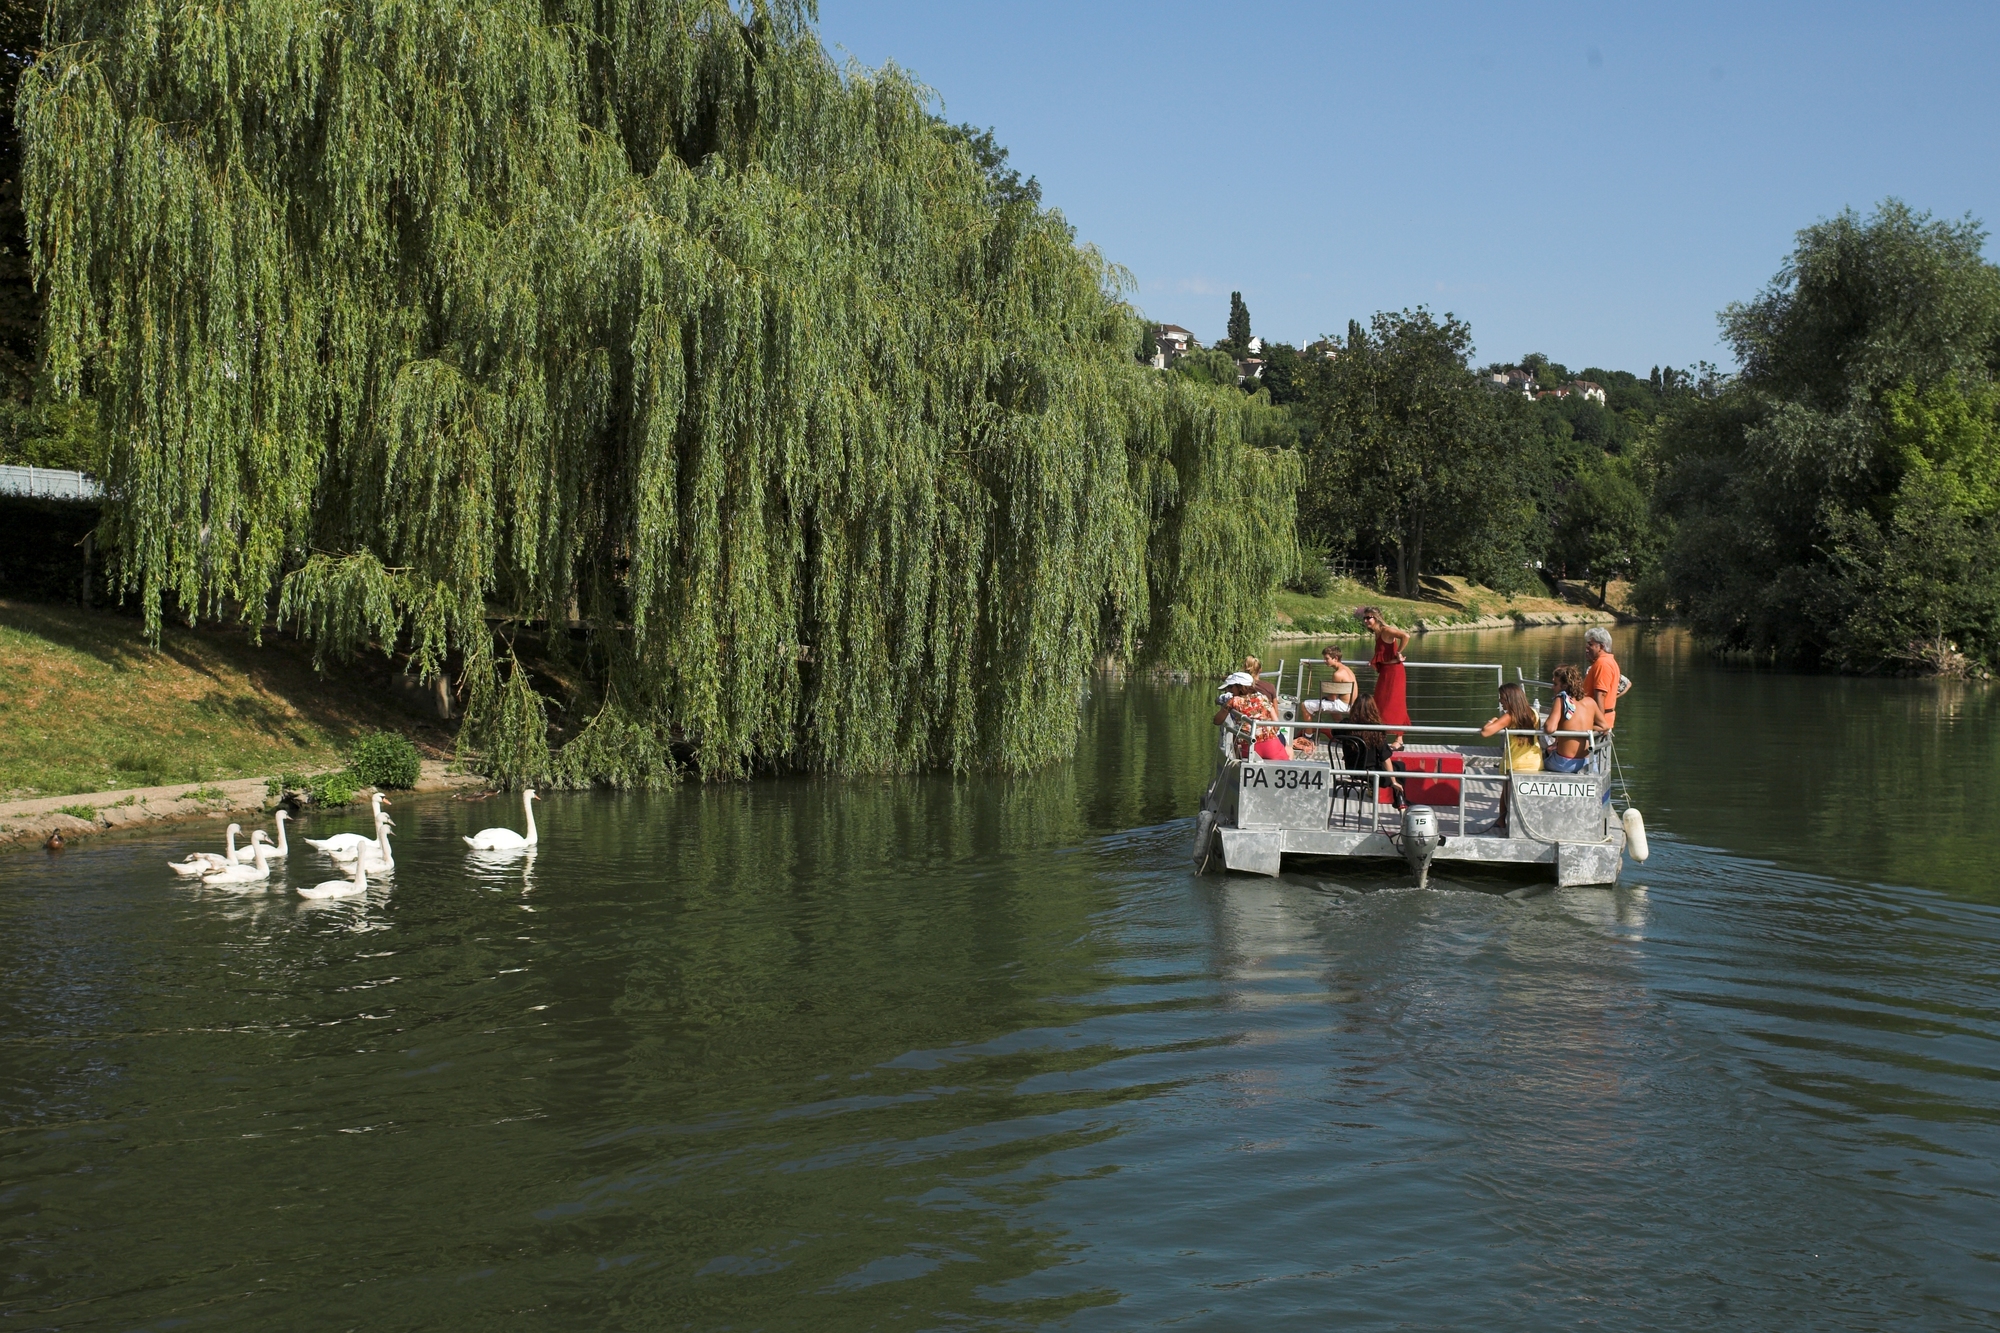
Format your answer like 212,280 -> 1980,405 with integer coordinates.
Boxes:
1543,663 -> 1608,773
1582,627 -> 1627,731
1302,645 -> 1358,718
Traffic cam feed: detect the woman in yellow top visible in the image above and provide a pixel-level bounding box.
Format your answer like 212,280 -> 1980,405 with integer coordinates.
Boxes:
1479,683 -> 1540,836
1481,683 -> 1542,771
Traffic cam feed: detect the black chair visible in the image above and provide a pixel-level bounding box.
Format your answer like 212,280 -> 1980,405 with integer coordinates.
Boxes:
1325,734 -> 1374,829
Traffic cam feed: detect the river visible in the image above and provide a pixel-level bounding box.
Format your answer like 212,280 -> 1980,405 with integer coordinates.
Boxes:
4,626 -> 1998,1329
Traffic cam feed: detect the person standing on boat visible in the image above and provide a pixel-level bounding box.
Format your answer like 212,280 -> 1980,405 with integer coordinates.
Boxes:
1359,607 -> 1411,743
1544,663 -> 1608,773
1582,627 -> 1628,731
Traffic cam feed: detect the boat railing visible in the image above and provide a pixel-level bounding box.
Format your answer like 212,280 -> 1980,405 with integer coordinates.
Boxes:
1218,712 -> 1609,838
1288,656 -> 1505,701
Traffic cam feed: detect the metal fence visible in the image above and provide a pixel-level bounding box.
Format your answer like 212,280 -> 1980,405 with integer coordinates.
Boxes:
0,465 -> 104,503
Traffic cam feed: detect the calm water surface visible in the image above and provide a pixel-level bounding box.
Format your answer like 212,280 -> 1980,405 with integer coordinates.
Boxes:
5,627 -> 1999,1329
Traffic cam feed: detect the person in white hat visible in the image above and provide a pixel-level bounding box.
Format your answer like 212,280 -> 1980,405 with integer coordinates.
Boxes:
1212,671 -> 1286,759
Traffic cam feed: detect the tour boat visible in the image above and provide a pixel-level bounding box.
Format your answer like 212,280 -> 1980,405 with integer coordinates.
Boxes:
1192,659 -> 1643,888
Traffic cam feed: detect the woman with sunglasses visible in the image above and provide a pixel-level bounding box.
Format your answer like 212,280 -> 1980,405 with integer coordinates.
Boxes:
1358,606 -> 1411,744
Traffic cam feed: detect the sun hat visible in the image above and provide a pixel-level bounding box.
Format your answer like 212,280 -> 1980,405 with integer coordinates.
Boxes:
1216,670 -> 1255,703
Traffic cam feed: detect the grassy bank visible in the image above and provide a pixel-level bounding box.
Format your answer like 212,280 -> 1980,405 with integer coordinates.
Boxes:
0,600 -> 450,800
1273,574 -> 1626,635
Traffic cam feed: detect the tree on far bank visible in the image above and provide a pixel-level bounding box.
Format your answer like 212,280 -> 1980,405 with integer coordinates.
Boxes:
1300,308 -> 1535,597
1552,452 -> 1653,606
1654,199 -> 2000,670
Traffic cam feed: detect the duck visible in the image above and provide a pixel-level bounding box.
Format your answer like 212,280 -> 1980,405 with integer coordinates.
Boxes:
233,809 -> 290,861
330,813 -> 394,873
464,788 -> 538,851
44,830 -> 64,852
201,840 -> 272,888
298,861 -> 368,899
169,823 -> 245,877
303,792 -> 390,856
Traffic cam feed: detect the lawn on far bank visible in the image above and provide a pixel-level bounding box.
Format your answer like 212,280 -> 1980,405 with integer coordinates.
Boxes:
0,600 -> 449,799
1273,574 -> 1625,636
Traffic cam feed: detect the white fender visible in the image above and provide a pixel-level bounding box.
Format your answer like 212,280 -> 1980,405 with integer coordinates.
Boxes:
1623,807 -> 1650,863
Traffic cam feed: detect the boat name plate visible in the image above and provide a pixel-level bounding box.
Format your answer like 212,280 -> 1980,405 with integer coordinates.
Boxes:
1515,779 -> 1593,799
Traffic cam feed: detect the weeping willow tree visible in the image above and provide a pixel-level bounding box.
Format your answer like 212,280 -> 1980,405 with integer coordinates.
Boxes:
19,0 -> 1296,782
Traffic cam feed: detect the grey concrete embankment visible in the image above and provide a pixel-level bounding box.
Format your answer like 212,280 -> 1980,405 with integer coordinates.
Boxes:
1,762 -> 486,854
1269,607 -> 1625,642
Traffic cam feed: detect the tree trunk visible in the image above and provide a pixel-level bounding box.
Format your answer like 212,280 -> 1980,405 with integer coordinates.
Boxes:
1396,518 -> 1425,598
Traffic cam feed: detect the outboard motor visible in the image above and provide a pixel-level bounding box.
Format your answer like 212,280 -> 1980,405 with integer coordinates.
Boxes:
1399,805 -> 1444,889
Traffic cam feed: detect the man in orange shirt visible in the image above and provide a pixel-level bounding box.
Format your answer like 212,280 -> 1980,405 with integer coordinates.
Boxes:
1582,627 -> 1627,730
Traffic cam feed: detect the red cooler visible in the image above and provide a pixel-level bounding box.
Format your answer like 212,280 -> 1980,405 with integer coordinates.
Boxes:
1392,751 -> 1463,806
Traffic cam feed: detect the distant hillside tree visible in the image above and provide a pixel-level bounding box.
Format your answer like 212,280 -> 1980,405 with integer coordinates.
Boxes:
1224,291 -> 1251,354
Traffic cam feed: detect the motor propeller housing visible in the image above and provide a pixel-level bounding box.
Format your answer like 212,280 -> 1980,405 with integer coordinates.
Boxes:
1400,805 -> 1443,889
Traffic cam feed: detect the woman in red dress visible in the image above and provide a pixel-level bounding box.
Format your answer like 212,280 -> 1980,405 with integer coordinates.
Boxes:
1360,606 -> 1411,742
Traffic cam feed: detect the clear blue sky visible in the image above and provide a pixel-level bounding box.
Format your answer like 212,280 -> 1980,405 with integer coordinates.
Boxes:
815,2 -> 2000,375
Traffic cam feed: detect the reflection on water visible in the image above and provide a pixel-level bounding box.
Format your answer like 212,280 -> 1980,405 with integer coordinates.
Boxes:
2,628 -> 1998,1328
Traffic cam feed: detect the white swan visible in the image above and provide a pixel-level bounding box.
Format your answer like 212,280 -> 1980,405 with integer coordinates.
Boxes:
233,809 -> 290,861
330,814 -> 394,872
298,861 -> 368,899
169,823 -> 244,876
201,841 -> 272,888
464,789 -> 538,851
303,792 -> 390,856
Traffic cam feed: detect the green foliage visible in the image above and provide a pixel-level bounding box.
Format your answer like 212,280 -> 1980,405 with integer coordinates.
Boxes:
1822,465 -> 2000,671
1258,342 -> 1306,406
1223,291 -> 1251,355
934,122 -> 1042,209
185,785 -> 227,803
1655,200 -> 2000,668
347,730 -> 422,790
0,388 -> 101,471
303,770 -> 359,808
1723,201 -> 2000,413
55,802 -> 96,821
1286,535 -> 1332,596
1172,347 -> 1242,389
23,0 -> 1295,781
0,0 -> 40,394
458,654 -> 555,789
1137,322 -> 1159,364
1128,377 -> 1301,668
1300,308 -> 1536,596
1551,453 -> 1654,600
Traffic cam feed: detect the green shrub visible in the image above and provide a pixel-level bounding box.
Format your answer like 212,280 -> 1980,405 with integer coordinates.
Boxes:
56,802 -> 97,821
304,770 -> 359,807
347,730 -> 422,790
